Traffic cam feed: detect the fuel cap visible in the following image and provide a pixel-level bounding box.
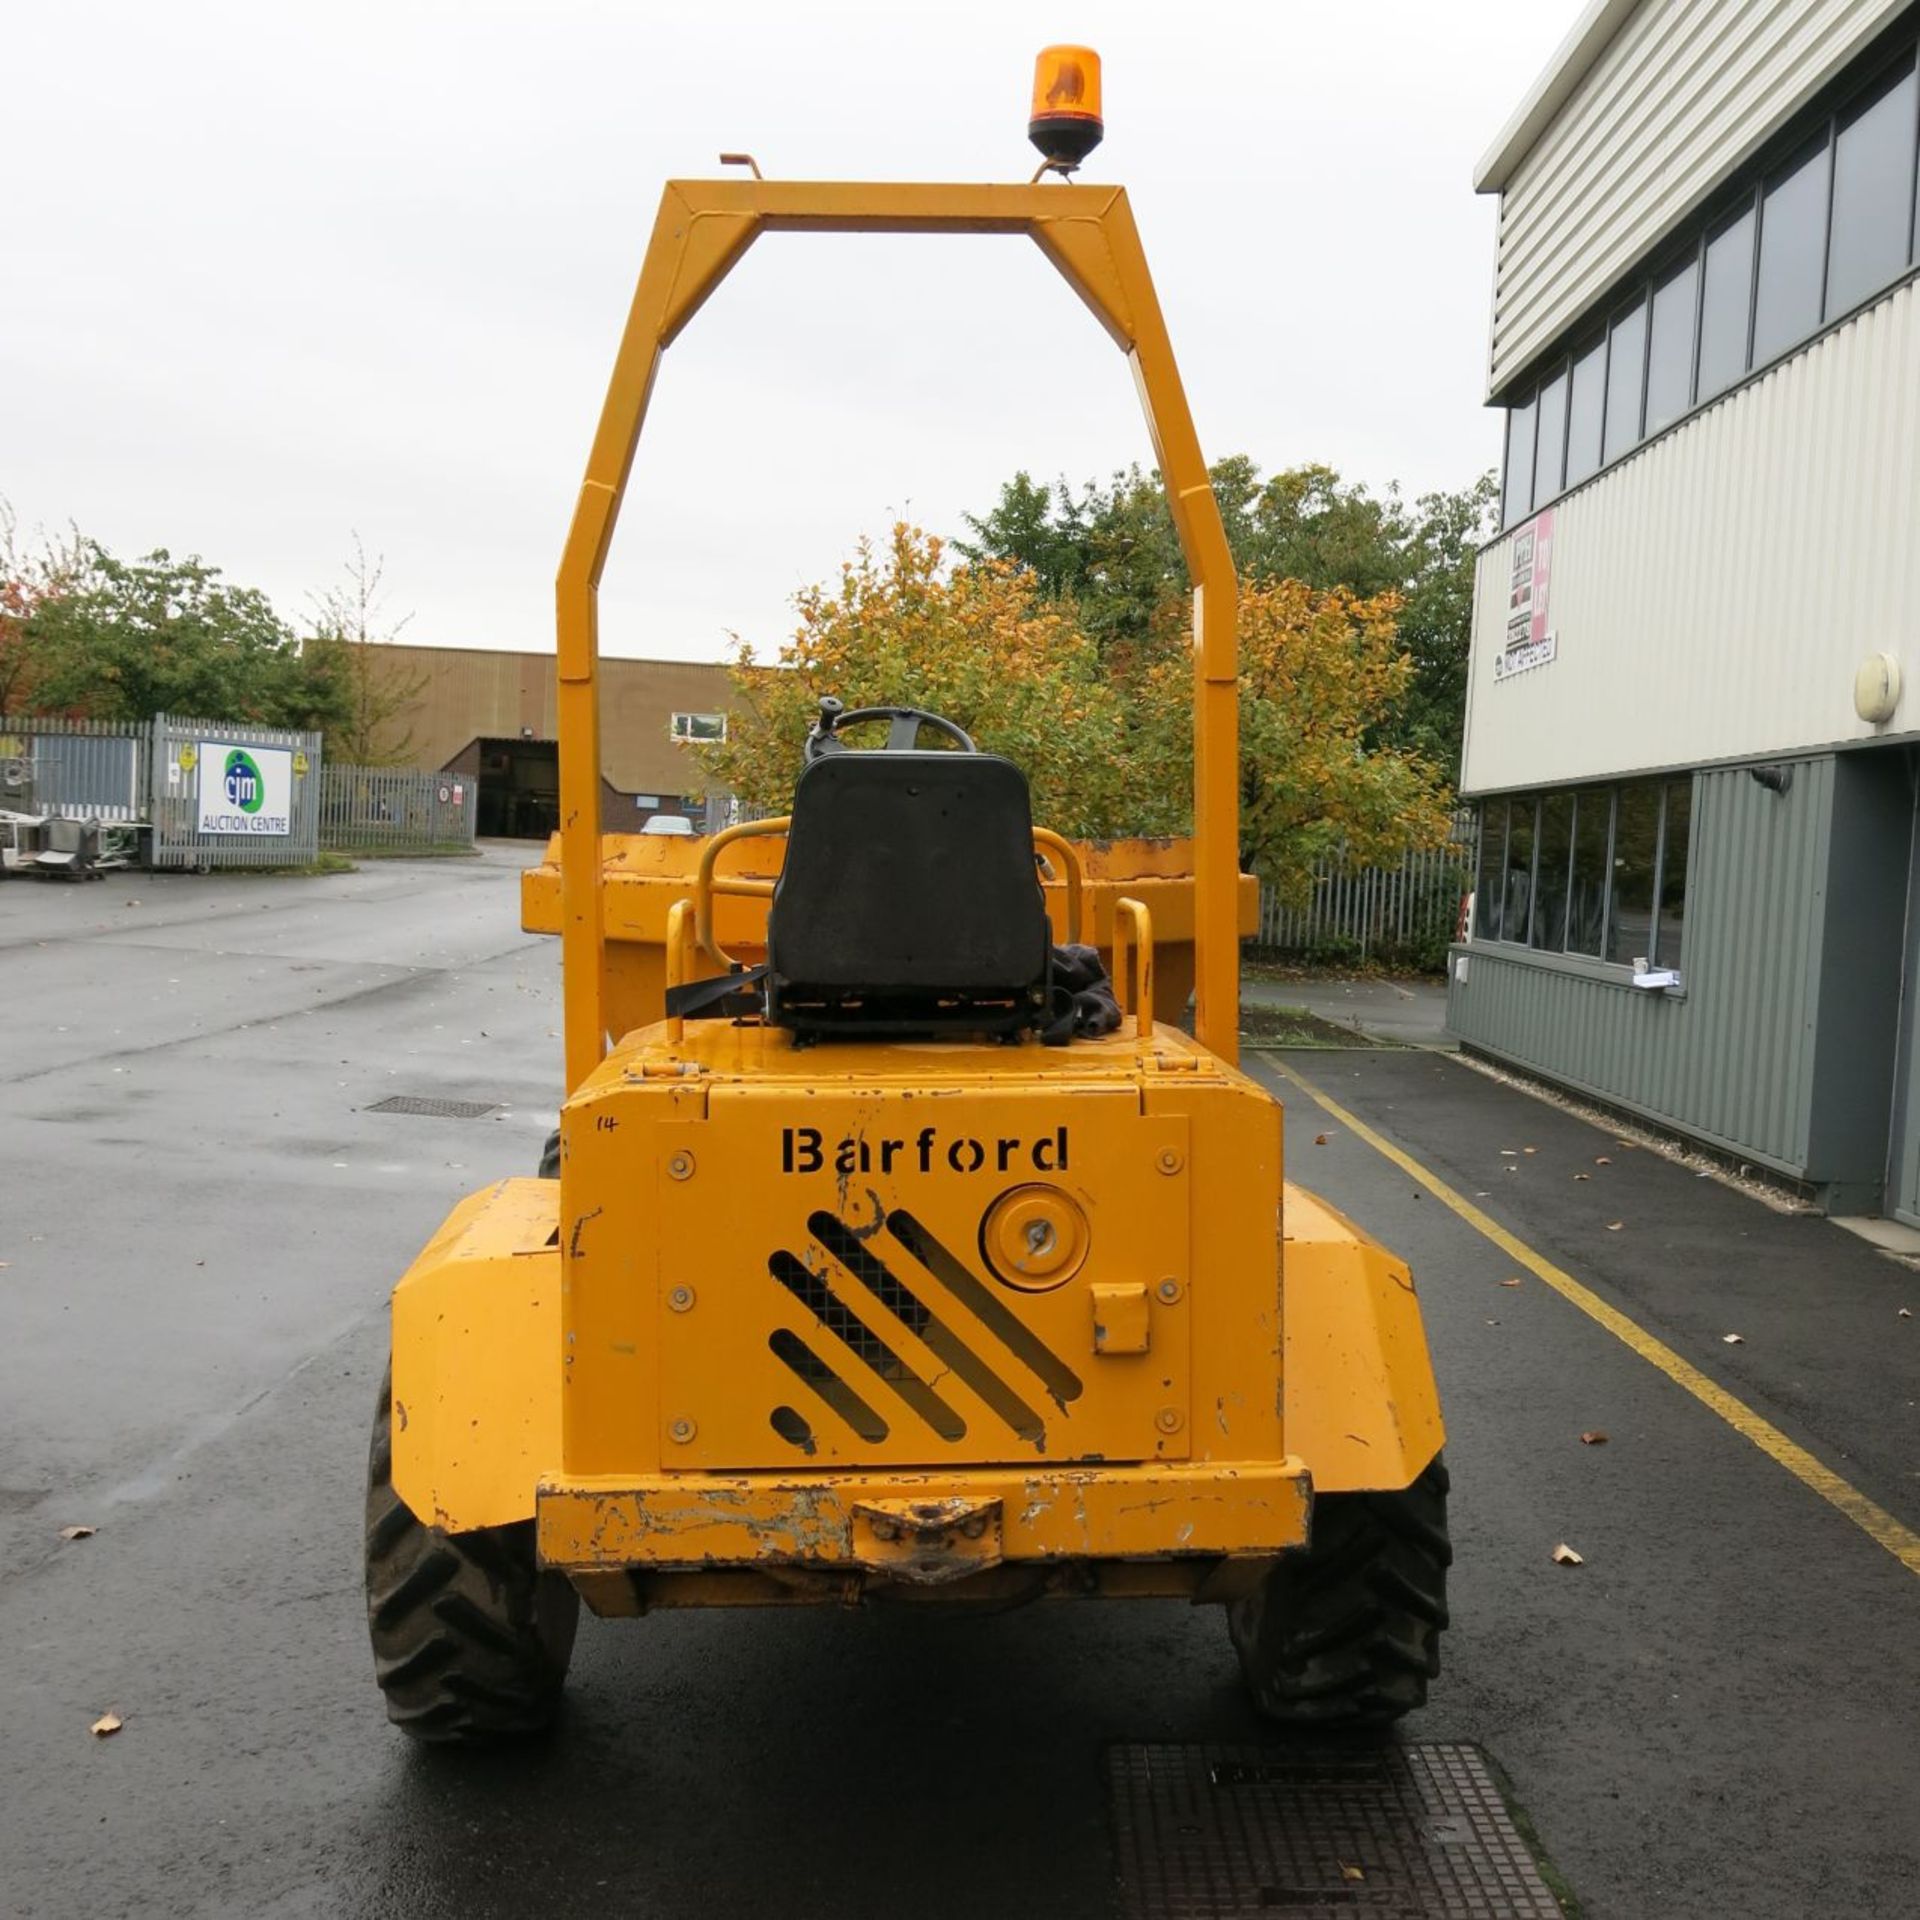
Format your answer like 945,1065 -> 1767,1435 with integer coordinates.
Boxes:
982,1184 -> 1089,1291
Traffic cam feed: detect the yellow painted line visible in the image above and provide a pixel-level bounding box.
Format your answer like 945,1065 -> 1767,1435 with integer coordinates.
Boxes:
1269,1058 -> 1920,1583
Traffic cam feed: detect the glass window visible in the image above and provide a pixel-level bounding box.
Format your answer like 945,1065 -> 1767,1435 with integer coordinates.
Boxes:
1655,779 -> 1692,970
1476,801 -> 1507,942
1564,337 -> 1606,487
1503,798 -> 1537,944
1532,365 -> 1569,506
1602,296 -> 1648,463
1645,254 -> 1700,433
1697,203 -> 1756,401
1502,395 -> 1537,528
1606,783 -> 1662,967
1753,135 -> 1832,366
1827,61 -> 1919,319
1567,789 -> 1611,956
1530,792 -> 1574,952
670,712 -> 727,742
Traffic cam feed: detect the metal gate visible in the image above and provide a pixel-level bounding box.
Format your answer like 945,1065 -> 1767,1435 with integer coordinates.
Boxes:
0,716 -> 149,820
148,714 -> 322,869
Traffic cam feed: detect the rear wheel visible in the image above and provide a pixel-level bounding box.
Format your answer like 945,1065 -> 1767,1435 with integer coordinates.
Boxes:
538,1128 -> 560,1180
364,1365 -> 578,1742
1228,1454 -> 1450,1728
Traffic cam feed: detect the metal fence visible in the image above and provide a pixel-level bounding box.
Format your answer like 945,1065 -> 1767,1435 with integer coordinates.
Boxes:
1257,811 -> 1475,962
319,765 -> 478,852
148,714 -> 323,869
0,714 -> 150,820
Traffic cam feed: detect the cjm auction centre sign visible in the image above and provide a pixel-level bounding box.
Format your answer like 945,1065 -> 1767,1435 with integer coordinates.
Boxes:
195,743 -> 294,836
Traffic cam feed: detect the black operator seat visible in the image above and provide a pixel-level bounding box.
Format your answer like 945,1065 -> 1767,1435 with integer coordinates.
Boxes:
764,749 -> 1051,1037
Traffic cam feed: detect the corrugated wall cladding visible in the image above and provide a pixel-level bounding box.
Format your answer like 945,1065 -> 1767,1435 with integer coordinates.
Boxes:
1462,281 -> 1920,794
1487,0 -> 1907,396
1447,761 -> 1831,1174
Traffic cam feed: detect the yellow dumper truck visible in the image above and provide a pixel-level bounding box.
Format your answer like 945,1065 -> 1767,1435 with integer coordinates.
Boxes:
365,49 -> 1448,1742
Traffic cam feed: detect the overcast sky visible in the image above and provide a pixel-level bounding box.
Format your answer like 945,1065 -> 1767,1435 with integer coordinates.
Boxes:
5,1 -> 1570,662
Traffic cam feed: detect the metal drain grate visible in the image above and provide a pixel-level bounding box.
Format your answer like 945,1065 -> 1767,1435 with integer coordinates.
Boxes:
363,1095 -> 499,1120
1109,1742 -> 1563,1919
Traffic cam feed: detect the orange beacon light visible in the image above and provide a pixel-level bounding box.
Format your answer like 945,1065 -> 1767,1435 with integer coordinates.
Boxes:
1028,45 -> 1103,168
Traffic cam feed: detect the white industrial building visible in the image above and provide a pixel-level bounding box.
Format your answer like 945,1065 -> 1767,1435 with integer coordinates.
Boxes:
1449,0 -> 1920,1218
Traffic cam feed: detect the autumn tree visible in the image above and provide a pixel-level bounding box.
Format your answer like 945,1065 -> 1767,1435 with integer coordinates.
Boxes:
693,524 -> 1184,840
692,523 -> 1454,906
960,459 -> 1496,777
305,536 -> 425,765
0,503 -> 86,713
18,541 -> 348,730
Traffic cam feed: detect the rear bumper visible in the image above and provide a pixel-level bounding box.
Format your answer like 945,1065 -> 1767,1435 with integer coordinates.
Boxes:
538,1459 -> 1311,1583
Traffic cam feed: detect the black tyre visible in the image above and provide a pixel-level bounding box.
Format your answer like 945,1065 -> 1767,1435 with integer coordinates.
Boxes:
365,1366 -> 579,1742
538,1128 -> 560,1180
1228,1453 -> 1450,1729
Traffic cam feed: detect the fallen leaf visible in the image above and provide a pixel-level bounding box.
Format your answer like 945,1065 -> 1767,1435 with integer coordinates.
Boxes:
1504,1167 -> 1518,1175
1899,1308 -> 1912,1320
1551,1543 -> 1584,1566
90,1712 -> 123,1738
1500,1277 -> 1523,1288
1499,1149 -> 1519,1157
1573,1173 -> 1591,1182
1595,1156 -> 1612,1166
1313,1133 -> 1328,1146
1485,1317 -> 1501,1326
1580,1431 -> 1609,1446
58,1525 -> 96,1541
1475,1190 -> 1490,1197
1722,1333 -> 1744,1345
1339,1864 -> 1365,1883
1606,1221 -> 1623,1231
1522,1146 -> 1538,1156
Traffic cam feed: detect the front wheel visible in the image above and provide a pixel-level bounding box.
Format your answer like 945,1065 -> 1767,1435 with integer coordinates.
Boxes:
364,1364 -> 578,1742
1228,1454 -> 1451,1729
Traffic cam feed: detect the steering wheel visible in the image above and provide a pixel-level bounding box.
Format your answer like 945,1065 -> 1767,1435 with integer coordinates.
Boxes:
804,696 -> 977,762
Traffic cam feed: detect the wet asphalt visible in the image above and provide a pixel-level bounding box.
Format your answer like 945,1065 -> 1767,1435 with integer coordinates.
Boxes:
2,849 -> 1917,1919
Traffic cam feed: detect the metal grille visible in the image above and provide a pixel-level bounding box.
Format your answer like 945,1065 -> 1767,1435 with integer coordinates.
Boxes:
1259,810 -> 1475,962
363,1095 -> 499,1120
0,715 -> 149,822
1108,1742 -> 1564,1919
319,765 -> 478,853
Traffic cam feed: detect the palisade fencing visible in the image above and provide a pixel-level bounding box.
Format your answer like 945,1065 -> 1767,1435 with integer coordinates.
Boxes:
319,766 -> 478,852
0,714 -> 149,820
149,714 -> 324,868
1258,810 -> 1475,961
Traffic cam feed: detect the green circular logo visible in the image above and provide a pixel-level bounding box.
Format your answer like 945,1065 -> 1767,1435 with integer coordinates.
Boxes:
224,749 -> 264,814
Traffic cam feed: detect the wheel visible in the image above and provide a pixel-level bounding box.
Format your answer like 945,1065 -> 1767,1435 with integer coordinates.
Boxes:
364,1364 -> 578,1742
1228,1454 -> 1450,1729
538,1127 -> 560,1180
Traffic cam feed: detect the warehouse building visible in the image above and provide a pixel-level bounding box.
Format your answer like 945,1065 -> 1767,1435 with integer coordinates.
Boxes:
1450,0 -> 1920,1219
368,644 -> 735,838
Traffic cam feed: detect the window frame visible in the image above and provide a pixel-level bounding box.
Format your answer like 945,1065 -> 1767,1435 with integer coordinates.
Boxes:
1470,777 -> 1694,984
668,711 -> 728,744
1495,27 -> 1920,532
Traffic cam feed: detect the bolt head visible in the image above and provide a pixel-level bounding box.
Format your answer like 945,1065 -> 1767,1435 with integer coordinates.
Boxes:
1156,1148 -> 1183,1175
668,1151 -> 696,1181
668,1416 -> 696,1443
1155,1406 -> 1184,1434
668,1284 -> 695,1313
1156,1278 -> 1182,1304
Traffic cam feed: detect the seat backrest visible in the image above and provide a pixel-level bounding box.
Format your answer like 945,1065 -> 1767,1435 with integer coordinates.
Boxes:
766,751 -> 1049,1024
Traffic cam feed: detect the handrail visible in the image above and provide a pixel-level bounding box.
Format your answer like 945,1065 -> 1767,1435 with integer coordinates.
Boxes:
663,898 -> 696,1043
693,816 -> 789,966
1031,827 -> 1084,946
1112,895 -> 1155,1042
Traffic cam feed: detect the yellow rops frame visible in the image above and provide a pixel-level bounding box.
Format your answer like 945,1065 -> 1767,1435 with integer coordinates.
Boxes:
553,179 -> 1240,1088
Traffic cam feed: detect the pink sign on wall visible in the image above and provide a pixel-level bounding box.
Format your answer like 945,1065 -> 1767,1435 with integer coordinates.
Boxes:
1495,506 -> 1556,681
